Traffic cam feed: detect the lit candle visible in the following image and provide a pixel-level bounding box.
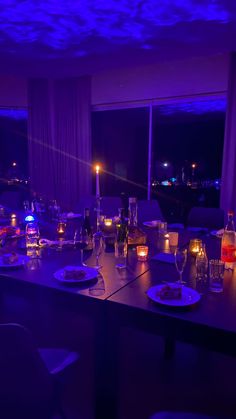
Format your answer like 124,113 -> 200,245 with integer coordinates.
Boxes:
189,239 -> 202,256
104,218 -> 112,227
137,245 -> 149,262
57,222 -> 66,235
95,165 -> 100,198
10,213 -> 17,227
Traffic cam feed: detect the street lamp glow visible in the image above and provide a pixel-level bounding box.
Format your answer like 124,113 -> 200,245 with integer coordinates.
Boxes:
163,162 -> 168,167
12,162 -> 17,167
191,163 -> 196,169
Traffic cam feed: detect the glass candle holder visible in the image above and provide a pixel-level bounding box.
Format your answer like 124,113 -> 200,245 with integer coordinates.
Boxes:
104,218 -> 113,227
137,245 -> 149,262
10,213 -> 17,227
57,222 -> 66,236
189,239 -> 202,256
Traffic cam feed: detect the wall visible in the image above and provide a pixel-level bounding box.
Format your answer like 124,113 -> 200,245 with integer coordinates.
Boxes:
92,54 -> 229,106
0,54 -> 229,108
0,76 -> 27,108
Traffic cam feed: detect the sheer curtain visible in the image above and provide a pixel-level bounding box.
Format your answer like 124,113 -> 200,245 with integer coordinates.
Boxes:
220,53 -> 236,218
28,76 -> 92,210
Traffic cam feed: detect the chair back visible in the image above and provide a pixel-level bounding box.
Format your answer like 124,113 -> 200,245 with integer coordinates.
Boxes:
0,323 -> 54,409
187,207 -> 224,230
137,200 -> 165,224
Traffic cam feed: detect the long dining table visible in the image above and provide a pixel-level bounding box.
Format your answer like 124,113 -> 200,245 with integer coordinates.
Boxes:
0,225 -> 235,418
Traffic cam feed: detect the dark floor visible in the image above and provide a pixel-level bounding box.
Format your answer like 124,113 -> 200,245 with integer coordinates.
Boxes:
61,327 -> 236,419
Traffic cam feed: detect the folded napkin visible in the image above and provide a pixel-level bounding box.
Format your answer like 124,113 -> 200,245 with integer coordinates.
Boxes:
151,252 -> 175,264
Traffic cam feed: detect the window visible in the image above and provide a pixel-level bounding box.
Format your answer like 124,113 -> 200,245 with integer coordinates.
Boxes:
92,107 -> 149,198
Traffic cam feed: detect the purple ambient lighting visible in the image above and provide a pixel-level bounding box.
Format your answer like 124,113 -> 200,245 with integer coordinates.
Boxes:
0,1 -> 230,58
0,109 -> 27,120
158,98 -> 227,115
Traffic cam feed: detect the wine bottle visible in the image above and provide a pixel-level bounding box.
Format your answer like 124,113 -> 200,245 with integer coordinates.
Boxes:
127,197 -> 147,246
82,208 -> 93,250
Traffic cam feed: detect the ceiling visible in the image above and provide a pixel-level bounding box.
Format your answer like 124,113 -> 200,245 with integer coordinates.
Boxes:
0,0 -> 235,76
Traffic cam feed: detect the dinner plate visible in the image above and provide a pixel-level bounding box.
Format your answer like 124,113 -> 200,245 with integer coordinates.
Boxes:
54,265 -> 98,284
143,220 -> 162,228
147,284 -> 201,307
0,254 -> 29,268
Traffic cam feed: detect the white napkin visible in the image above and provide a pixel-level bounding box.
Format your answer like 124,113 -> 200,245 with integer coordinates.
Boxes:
151,252 -> 175,264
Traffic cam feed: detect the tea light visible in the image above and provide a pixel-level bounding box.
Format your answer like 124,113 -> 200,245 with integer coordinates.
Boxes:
10,213 -> 17,227
137,245 -> 149,262
189,239 -> 202,256
57,222 -> 66,235
104,218 -> 112,227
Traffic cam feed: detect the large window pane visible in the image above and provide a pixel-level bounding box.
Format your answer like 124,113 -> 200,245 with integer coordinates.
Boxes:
92,108 -> 149,198
152,98 -> 226,222
0,109 -> 28,201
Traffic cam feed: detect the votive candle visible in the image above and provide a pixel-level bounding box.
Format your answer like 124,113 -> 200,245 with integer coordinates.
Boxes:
137,245 -> 149,262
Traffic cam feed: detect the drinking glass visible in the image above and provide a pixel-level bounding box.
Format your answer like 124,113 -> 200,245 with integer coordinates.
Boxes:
93,231 -> 104,270
74,228 -> 89,266
175,248 -> 187,284
209,259 -> 225,293
115,240 -> 128,269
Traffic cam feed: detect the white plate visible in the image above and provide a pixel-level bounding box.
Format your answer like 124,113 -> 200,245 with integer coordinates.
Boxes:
143,220 -> 162,228
210,229 -> 224,238
0,254 -> 29,268
147,284 -> 201,307
64,213 -> 82,219
54,265 -> 98,284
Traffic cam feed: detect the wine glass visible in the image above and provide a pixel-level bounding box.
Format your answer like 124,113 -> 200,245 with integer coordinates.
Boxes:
93,231 -> 104,270
175,247 -> 187,284
74,228 -> 89,266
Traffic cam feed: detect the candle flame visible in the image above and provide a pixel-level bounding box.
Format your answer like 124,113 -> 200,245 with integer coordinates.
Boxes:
95,165 -> 100,173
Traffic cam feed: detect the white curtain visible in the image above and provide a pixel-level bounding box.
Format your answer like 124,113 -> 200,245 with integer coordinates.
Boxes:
220,52 -> 236,218
28,76 -> 92,210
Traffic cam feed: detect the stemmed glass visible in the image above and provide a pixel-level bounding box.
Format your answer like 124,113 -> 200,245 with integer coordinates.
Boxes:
175,247 -> 187,284
93,231 -> 104,270
74,228 -> 89,266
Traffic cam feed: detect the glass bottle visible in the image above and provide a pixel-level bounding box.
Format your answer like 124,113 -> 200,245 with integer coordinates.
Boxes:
25,221 -> 40,249
116,208 -> 128,243
115,208 -> 128,269
82,208 -> 93,250
221,210 -> 236,265
128,197 -> 138,227
127,197 -> 147,246
196,244 -> 208,281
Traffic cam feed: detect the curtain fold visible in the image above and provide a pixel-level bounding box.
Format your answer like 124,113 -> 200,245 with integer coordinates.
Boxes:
28,76 -> 92,210
220,52 -> 236,218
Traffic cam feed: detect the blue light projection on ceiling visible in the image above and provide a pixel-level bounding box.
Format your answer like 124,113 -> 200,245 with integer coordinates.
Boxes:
0,0 -> 231,57
158,98 -> 227,115
0,109 -> 28,120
